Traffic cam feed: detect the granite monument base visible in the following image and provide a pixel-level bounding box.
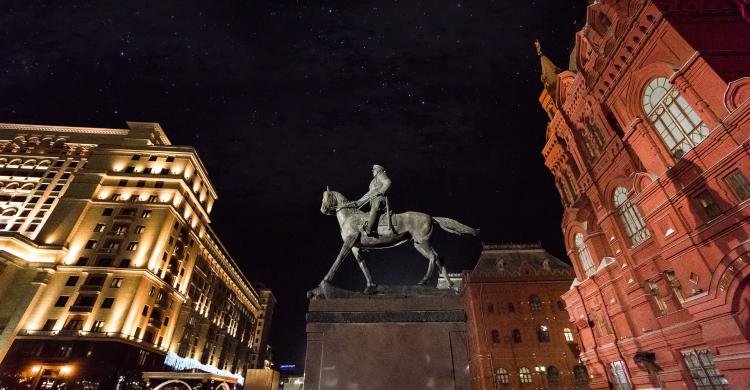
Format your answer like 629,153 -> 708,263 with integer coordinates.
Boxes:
303,284 -> 470,390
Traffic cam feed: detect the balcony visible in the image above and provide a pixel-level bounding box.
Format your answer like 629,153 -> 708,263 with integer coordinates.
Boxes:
96,246 -> 120,254
78,284 -> 103,292
68,305 -> 94,313
114,213 -> 136,222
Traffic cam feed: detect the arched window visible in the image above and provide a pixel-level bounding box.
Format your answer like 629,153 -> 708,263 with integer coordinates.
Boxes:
529,295 -> 542,312
614,187 -> 650,246
519,367 -> 532,384
21,159 -> 36,168
537,325 -> 550,342
573,365 -> 589,383
36,160 -> 51,169
494,368 -> 510,385
643,77 -> 708,159
7,159 -> 21,167
20,183 -> 35,191
1,208 -> 17,217
491,329 -> 500,344
512,329 -> 522,343
575,233 -> 596,277
563,328 -> 574,342
547,366 -> 560,384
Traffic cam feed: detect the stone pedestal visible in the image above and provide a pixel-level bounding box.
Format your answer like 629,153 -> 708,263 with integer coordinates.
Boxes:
303,285 -> 470,390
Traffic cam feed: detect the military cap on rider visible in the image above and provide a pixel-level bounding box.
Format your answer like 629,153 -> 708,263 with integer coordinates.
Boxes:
372,164 -> 385,172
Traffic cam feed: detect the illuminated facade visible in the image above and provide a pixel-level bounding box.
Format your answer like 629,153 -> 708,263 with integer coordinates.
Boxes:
0,122 -> 274,388
538,1 -> 750,389
463,244 -> 587,389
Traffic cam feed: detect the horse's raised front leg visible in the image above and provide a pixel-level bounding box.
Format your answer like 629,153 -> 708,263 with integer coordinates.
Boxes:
414,241 -> 436,285
352,247 -> 376,294
323,235 -> 357,283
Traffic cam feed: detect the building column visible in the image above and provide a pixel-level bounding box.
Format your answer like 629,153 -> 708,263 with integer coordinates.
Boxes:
0,264 -> 50,363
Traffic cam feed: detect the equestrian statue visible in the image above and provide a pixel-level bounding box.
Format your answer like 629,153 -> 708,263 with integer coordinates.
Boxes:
315,164 -> 479,296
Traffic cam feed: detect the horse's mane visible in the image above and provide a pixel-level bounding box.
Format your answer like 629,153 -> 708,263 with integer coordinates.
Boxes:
329,190 -> 350,204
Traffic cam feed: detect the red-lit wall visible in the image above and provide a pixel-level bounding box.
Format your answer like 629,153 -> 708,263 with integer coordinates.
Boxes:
540,1 -> 750,388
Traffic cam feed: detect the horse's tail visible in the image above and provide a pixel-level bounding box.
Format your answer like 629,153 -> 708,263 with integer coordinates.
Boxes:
433,217 -> 479,236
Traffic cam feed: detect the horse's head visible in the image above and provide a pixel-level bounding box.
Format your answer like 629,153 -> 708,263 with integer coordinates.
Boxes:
321,186 -> 337,215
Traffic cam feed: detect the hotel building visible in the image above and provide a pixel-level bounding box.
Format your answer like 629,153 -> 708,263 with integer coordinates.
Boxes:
0,122 -> 274,388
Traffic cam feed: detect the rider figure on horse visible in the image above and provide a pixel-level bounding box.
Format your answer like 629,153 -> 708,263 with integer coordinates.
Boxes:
353,164 -> 391,237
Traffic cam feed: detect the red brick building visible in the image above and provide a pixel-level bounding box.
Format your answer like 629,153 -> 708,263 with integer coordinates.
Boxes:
463,244 -> 588,389
538,1 -> 750,389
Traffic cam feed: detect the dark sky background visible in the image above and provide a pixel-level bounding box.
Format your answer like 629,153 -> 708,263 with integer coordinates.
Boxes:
1,0 -> 588,368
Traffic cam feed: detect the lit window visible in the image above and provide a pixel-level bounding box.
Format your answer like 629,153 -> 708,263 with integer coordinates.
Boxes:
664,271 -> 685,305
111,194 -> 121,201
649,281 -> 668,315
643,77 -> 708,159
135,225 -> 145,234
681,349 -> 729,389
85,240 -> 97,249
725,170 -> 750,202
110,278 -> 123,288
529,295 -> 542,312
519,367 -> 532,383
94,223 -> 106,233
610,360 -> 632,390
575,233 -> 596,277
126,242 -> 138,251
493,368 -> 509,386
614,187 -> 650,246
537,325 -> 550,342
563,328 -> 574,342
141,210 -> 152,219
91,320 -> 105,333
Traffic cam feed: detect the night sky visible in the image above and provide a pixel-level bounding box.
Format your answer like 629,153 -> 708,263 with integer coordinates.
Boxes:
1,1 -> 588,368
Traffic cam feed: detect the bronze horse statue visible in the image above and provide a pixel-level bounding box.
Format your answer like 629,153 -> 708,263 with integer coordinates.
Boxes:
317,188 -> 478,294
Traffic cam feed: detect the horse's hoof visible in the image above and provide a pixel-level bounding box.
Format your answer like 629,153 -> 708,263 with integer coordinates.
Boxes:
363,285 -> 377,295
417,280 -> 426,285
